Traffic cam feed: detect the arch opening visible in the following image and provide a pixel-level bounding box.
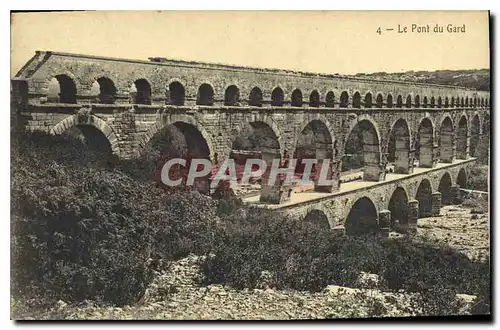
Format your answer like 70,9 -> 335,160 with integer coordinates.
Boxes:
416,179 -> 432,218
396,95 -> 403,108
303,210 -> 330,230
456,116 -> 468,159
345,197 -> 379,236
147,122 -> 211,160
325,91 -> 335,107
309,90 -> 320,107
146,121 -> 212,193
364,93 -> 373,108
47,75 -> 77,104
430,96 -> 436,108
387,119 -> 411,173
131,79 -> 152,105
387,94 -> 393,108
439,117 -> 454,163
352,92 -> 361,108
438,172 -> 453,205
168,81 -> 185,106
91,77 -> 116,104
271,87 -> 284,106
224,85 -> 240,106
249,87 -> 263,107
291,89 -> 303,107
475,113 -> 490,162
375,94 -> 383,108
470,115 -> 480,157
232,121 -> 281,155
61,125 -> 113,155
230,121 -> 281,188
415,95 -> 420,108
405,95 -> 412,108
343,119 -> 381,181
12,80 -> 29,107
340,91 -> 349,108
483,113 -> 490,135
423,96 -> 428,108
416,118 -> 434,168
197,83 -> 215,106
457,168 -> 467,189
294,120 -> 334,181
388,187 -> 409,228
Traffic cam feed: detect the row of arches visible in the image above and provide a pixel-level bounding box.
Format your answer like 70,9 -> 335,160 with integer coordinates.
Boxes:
52,110 -> 474,238
304,169 -> 468,236
55,109 -> 486,186
52,103 -> 488,179
343,93 -> 489,109
46,74 -> 490,109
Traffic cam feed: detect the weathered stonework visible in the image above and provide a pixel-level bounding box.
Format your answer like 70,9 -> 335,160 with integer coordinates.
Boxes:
272,159 -> 476,232
11,51 -> 489,234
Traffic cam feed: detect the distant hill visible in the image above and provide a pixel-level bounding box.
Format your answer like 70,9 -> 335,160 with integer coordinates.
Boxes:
353,69 -> 490,91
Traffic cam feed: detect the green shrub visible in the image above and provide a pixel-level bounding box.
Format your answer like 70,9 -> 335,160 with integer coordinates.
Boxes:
11,167 -> 155,306
201,208 -> 386,291
149,189 -> 219,261
381,239 -> 488,294
11,131 -> 219,306
201,208 -> 490,307
467,165 -> 489,192
474,135 -> 490,165
11,130 -> 491,316
462,195 -> 488,214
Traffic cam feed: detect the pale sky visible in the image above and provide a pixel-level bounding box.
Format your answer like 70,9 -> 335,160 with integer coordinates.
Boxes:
11,11 -> 490,77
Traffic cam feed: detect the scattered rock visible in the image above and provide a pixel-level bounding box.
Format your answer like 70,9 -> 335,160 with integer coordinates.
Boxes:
455,294 -> 478,314
324,285 -> 359,295
166,302 -> 179,308
208,284 -> 224,293
55,300 -> 67,310
257,270 -> 275,289
456,294 -> 477,304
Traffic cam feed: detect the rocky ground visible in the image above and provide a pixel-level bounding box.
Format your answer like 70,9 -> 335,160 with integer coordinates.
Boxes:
416,204 -> 489,261
14,204 -> 489,320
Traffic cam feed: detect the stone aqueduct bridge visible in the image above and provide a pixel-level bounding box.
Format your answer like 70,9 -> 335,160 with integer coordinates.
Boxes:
11,51 -> 490,234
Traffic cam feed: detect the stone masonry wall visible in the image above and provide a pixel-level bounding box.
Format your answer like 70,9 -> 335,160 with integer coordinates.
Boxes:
277,160 -> 476,228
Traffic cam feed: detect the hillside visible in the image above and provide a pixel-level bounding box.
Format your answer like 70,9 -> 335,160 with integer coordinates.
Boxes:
353,69 -> 490,91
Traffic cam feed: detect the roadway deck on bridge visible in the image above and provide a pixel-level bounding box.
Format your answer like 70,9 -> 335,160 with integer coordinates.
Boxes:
242,158 -> 474,209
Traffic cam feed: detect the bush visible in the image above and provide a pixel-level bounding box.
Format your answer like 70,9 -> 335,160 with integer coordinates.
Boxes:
201,208 -> 490,310
474,135 -> 490,165
11,130 -> 491,316
149,189 -> 219,261
11,132 -> 219,306
467,165 -> 489,192
462,195 -> 488,214
201,208 -> 385,291
381,239 -> 489,294
11,166 -> 155,306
